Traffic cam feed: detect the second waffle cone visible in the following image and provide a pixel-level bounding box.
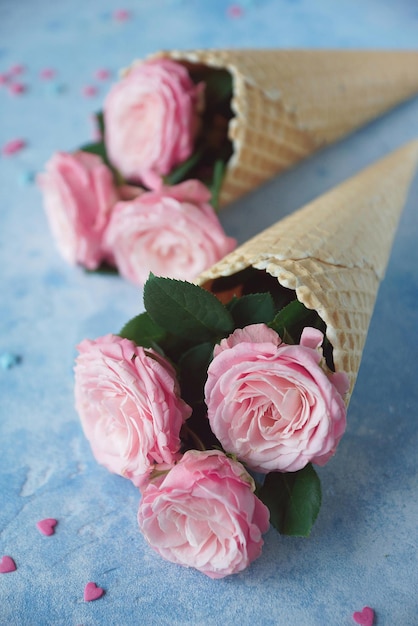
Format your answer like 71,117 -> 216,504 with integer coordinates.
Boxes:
196,140 -> 418,401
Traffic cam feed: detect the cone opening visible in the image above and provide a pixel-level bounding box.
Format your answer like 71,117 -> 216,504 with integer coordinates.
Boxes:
201,267 -> 335,372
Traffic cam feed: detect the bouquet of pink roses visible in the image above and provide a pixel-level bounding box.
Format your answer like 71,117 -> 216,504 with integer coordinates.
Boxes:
73,141 -> 418,578
39,49 -> 418,285
38,57 -> 236,284
75,273 -> 348,578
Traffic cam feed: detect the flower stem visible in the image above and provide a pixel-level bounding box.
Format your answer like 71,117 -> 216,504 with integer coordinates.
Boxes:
181,423 -> 206,451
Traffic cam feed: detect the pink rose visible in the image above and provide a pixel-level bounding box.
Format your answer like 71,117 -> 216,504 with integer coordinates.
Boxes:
74,334 -> 191,487
37,151 -> 118,269
205,324 -> 349,473
103,179 -> 236,285
104,58 -> 203,184
137,450 -> 270,579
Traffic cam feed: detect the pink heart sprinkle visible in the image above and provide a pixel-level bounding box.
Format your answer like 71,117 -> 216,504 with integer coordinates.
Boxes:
82,85 -> 98,98
353,606 -> 375,626
2,139 -> 26,156
36,518 -> 58,536
95,68 -> 111,80
9,64 -> 25,75
8,82 -> 26,95
113,9 -> 131,21
227,4 -> 244,18
40,68 -> 56,80
0,556 -> 17,574
84,582 -> 104,602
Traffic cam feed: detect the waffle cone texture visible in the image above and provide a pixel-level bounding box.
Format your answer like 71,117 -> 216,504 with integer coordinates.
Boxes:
196,141 -> 418,403
150,49 -> 418,206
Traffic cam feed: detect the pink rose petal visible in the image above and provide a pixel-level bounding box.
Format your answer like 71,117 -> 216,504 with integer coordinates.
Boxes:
84,582 -> 105,602
352,606 -> 375,626
0,73 -> 9,85
2,139 -> 26,156
0,556 -> 17,574
36,518 -> 58,536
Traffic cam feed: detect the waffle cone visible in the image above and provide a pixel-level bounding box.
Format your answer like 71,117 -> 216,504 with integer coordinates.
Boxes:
150,49 -> 418,206
196,140 -> 418,403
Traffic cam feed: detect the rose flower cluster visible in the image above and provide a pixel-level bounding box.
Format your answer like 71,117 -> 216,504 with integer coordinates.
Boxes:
74,273 -> 349,579
38,58 -> 236,285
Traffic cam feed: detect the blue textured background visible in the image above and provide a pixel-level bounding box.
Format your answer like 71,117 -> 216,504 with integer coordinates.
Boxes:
1,1 -> 418,625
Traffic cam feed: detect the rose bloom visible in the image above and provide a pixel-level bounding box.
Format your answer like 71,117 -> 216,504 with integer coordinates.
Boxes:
74,334 -> 191,487
103,179 -> 236,285
205,324 -> 349,473
104,58 -> 203,184
37,151 -> 118,269
137,449 -> 270,579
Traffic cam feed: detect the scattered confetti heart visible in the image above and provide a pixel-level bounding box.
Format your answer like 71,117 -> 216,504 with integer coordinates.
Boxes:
0,556 -> 17,574
82,85 -> 98,98
95,68 -> 111,80
2,138 -> 26,156
40,68 -> 56,80
227,4 -> 244,18
9,64 -> 25,75
113,9 -> 131,21
353,606 -> 375,626
8,82 -> 26,95
37,518 -> 58,536
84,581 -> 104,602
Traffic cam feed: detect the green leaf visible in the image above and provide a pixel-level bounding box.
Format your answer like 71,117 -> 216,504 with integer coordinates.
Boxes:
269,300 -> 321,343
258,464 -> 322,537
84,261 -> 119,276
79,140 -> 125,186
209,159 -> 225,211
179,342 -> 214,404
119,312 -> 166,348
95,110 -> 105,137
164,146 -> 206,186
80,140 -> 108,161
227,293 -> 276,328
182,402 -> 222,453
201,70 -> 233,109
143,275 -> 234,342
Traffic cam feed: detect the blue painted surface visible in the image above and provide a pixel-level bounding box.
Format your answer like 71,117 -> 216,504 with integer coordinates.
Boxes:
1,1 -> 418,624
